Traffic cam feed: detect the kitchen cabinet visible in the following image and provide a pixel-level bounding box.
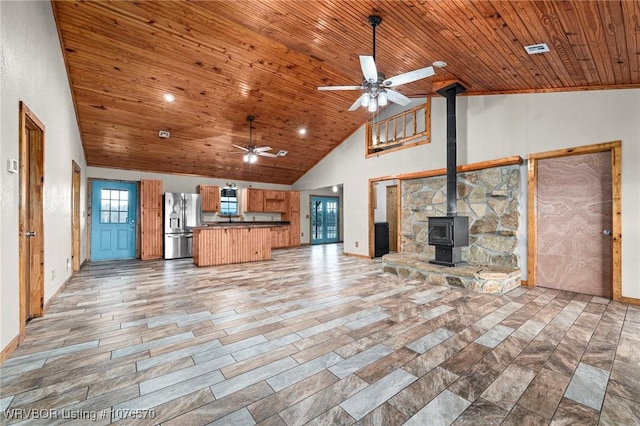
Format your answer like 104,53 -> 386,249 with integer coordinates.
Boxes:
281,190 -> 300,247
271,225 -> 290,249
140,179 -> 163,260
288,213 -> 300,247
289,191 -> 300,212
198,185 -> 220,212
242,188 -> 265,212
264,190 -> 287,212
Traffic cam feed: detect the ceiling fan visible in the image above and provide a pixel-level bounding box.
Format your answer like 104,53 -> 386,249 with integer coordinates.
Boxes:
318,15 -> 444,112
232,115 -> 278,163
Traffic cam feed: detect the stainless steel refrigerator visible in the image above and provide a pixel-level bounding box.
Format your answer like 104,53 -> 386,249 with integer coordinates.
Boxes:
164,192 -> 202,259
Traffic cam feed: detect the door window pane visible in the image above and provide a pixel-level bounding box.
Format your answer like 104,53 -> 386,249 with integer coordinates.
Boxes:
100,188 -> 129,223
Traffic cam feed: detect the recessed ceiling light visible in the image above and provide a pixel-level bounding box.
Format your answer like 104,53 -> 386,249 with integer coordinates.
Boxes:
432,61 -> 447,68
298,128 -> 307,135
163,93 -> 175,102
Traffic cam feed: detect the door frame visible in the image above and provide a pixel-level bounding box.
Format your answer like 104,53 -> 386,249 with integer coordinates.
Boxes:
527,140 -> 622,300
309,195 -> 340,245
18,101 -> 45,334
368,175 -> 402,258
385,184 -> 399,252
71,161 -> 82,271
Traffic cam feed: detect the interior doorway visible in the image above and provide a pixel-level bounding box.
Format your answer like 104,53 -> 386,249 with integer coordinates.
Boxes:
71,161 -> 81,271
386,185 -> 398,252
528,141 -> 622,299
310,196 -> 339,244
18,101 -> 45,330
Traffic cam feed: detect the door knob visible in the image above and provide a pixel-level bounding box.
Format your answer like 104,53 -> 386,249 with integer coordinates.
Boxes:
25,231 -> 36,237
602,229 -> 612,236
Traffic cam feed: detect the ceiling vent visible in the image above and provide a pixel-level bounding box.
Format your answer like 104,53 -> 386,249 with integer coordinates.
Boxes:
524,43 -> 550,55
277,150 -> 288,157
158,130 -> 170,138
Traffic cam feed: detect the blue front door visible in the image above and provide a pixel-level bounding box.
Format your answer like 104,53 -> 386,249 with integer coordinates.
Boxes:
311,196 -> 339,244
90,180 -> 137,260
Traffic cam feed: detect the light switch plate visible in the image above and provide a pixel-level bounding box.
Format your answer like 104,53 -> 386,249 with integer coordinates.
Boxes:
7,158 -> 18,173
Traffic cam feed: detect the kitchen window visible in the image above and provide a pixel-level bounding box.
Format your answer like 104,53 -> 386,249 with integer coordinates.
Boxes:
220,188 -> 238,215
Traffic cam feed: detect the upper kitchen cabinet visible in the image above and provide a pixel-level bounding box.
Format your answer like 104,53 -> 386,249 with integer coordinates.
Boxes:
264,190 -> 287,212
140,179 -> 163,210
242,188 -> 264,212
289,191 -> 300,212
198,185 -> 220,212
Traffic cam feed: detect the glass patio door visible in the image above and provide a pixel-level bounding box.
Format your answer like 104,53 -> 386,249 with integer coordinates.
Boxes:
311,196 -> 339,244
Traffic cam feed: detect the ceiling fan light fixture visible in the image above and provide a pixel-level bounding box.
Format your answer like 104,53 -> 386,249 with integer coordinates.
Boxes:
361,94 -> 370,107
378,90 -> 388,106
249,153 -> 258,164
368,98 -> 378,112
243,153 -> 250,163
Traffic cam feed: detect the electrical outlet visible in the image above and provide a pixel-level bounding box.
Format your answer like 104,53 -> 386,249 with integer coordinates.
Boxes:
270,216 -> 274,221
301,232 -> 304,237
355,242 -> 359,248
51,269 -> 56,281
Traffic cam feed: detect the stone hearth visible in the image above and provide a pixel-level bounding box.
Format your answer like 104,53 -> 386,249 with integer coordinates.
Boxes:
382,252 -> 521,294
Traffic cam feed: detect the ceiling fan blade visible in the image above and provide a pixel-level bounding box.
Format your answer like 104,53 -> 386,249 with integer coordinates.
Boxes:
382,66 -> 435,87
232,144 -> 249,152
257,152 -> 278,158
348,94 -> 367,111
359,55 -> 378,83
318,85 -> 364,91
385,89 -> 412,106
254,146 -> 272,152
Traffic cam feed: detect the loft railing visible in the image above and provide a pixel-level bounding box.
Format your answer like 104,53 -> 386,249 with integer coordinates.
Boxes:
365,98 -> 431,158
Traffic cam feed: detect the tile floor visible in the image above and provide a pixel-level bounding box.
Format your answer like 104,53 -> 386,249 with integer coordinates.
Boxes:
1,244 -> 639,425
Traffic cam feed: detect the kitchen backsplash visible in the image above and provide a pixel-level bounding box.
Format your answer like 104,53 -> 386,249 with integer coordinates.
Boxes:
202,212 -> 282,223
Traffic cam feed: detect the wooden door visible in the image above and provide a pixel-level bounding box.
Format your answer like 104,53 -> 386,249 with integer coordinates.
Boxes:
71,161 -> 81,271
386,185 -> 398,252
19,102 -> 45,327
140,179 -> 163,260
536,151 -> 612,297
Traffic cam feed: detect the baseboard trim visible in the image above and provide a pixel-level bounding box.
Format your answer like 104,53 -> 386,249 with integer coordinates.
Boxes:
619,295 -> 640,306
343,252 -> 370,259
1,333 -> 24,364
44,275 -> 72,313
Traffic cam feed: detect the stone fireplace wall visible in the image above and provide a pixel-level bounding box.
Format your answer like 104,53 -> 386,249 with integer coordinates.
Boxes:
401,165 -> 521,268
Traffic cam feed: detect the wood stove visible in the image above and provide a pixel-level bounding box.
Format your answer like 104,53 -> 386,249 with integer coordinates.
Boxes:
428,216 -> 469,266
428,81 -> 469,267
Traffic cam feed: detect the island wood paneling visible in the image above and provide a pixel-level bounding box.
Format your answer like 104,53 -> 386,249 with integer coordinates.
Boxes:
51,1 -> 640,185
193,227 -> 271,266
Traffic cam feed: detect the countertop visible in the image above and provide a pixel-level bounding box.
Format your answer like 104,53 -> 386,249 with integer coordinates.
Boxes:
194,221 -> 290,230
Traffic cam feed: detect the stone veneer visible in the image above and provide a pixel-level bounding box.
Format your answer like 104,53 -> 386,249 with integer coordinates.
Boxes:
401,165 -> 521,268
382,253 -> 521,294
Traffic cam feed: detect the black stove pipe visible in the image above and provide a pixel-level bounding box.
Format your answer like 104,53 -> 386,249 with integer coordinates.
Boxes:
436,82 -> 467,216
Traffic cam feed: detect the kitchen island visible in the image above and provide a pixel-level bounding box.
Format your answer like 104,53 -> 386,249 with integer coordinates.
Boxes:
192,223 -> 287,267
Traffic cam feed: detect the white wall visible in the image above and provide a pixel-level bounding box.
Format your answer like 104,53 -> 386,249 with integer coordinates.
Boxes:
1,1 -> 87,352
294,89 -> 640,299
87,167 -> 292,223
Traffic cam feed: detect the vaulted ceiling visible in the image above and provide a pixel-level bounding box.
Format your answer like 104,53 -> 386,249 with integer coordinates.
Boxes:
52,1 -> 640,185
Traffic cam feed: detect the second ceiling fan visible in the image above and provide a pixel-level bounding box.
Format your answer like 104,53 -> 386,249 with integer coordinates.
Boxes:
318,15 -> 444,112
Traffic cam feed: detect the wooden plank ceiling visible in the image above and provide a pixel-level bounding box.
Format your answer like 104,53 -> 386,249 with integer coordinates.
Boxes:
52,1 -> 640,185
